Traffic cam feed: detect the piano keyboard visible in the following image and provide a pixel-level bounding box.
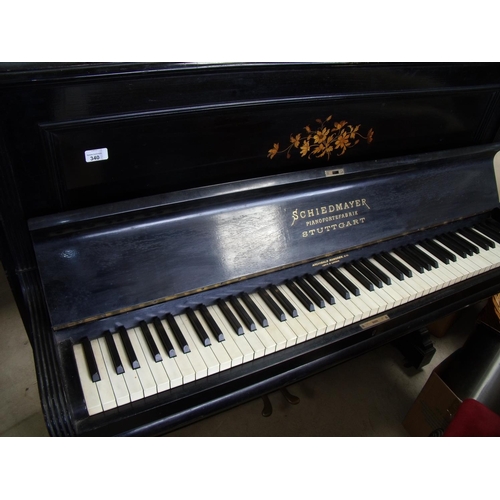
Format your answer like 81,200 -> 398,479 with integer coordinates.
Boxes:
73,222 -> 500,416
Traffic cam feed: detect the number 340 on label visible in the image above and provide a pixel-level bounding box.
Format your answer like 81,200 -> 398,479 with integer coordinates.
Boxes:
85,148 -> 109,163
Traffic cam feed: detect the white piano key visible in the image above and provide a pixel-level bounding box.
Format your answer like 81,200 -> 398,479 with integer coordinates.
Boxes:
127,328 -> 157,397
264,288 -> 310,343
470,229 -> 500,260
97,337 -> 130,407
194,309 -> 232,371
178,314 -> 220,376
337,267 -> 384,314
414,245 -> 460,286
134,326 -> 171,393
414,265 -> 443,291
278,284 -> 319,342
160,319 -> 196,384
457,234 -> 500,268
112,332 -> 144,402
330,269 -> 374,318
278,284 -> 325,339
209,304 -> 252,364
311,276 -> 349,328
365,258 -> 413,304
388,252 -> 433,296
431,240 -> 480,277
73,342 -> 103,416
206,305 -> 245,366
442,248 -> 480,278
174,315 -> 209,379
225,300 -> 266,358
292,281 -> 338,335
148,321 -> 183,389
89,339 -> 117,411
316,273 -> 364,323
235,298 -> 277,355
251,293 -> 294,349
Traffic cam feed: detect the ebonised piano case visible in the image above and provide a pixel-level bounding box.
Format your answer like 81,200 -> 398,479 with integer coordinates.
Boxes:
2,63 -> 500,436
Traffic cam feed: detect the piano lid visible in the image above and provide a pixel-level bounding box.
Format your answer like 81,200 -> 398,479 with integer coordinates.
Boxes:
29,144 -> 500,330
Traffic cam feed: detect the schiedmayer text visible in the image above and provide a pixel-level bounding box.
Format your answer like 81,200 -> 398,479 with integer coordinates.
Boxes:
290,198 -> 371,238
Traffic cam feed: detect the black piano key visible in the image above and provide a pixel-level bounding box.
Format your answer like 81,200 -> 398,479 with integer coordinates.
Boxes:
286,280 -> 315,311
229,296 -> 257,331
305,274 -> 335,304
423,238 -> 455,262
410,244 -> 438,268
373,254 -> 405,281
297,276 -> 325,308
199,304 -> 225,342
360,258 -> 391,285
452,233 -> 479,254
217,299 -> 244,335
320,269 -> 350,299
404,245 -> 432,270
420,240 -> 448,264
258,288 -> 286,321
186,308 -> 211,346
475,223 -> 500,244
393,248 -> 425,273
165,313 -> 191,353
458,227 -> 494,250
380,251 -> 412,277
330,267 -> 360,295
446,233 -> 474,256
269,285 -> 298,317
352,261 -> 383,288
104,330 -> 125,374
241,292 -> 268,327
152,317 -> 176,358
344,263 -> 374,291
435,235 -> 468,258
81,336 -> 100,382
118,326 -> 140,370
139,320 -> 162,362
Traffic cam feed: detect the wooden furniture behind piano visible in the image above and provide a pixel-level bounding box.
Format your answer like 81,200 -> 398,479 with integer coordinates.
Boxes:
1,63 -> 500,436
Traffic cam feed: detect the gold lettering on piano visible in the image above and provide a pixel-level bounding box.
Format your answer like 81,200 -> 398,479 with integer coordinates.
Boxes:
291,199 -> 370,226
312,254 -> 349,267
268,115 -> 374,161
290,198 -> 371,238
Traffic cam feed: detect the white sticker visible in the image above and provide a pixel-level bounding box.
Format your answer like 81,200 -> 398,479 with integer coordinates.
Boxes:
85,148 -> 109,163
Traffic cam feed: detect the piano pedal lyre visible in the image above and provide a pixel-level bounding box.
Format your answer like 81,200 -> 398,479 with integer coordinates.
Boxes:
261,387 -> 300,417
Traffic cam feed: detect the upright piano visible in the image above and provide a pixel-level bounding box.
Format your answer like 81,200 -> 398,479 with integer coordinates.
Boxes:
2,63 -> 500,436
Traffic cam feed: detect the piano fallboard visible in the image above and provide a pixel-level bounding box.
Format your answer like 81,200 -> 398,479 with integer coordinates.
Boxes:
29,144 -> 500,331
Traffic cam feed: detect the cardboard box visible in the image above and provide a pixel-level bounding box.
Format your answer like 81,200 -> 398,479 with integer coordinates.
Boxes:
403,371 -> 462,437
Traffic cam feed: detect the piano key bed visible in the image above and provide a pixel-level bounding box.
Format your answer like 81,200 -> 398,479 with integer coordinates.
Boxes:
73,222 -> 500,416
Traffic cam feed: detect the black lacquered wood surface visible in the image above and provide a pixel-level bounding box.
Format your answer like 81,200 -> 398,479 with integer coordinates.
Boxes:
30,145 -> 500,329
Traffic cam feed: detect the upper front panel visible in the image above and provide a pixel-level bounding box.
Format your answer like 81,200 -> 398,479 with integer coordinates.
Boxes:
2,63 -> 500,217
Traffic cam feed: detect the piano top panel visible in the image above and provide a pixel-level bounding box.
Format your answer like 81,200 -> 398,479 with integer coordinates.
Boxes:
30,145 -> 500,330
2,63 -> 500,219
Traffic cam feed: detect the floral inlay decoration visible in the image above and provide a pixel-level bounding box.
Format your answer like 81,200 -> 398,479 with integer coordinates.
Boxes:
268,115 -> 374,161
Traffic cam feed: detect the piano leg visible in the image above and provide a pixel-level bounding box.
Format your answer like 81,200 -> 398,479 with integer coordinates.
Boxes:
392,327 -> 437,370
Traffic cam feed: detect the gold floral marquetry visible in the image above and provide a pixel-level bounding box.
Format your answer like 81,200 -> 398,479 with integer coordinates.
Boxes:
268,115 -> 374,161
